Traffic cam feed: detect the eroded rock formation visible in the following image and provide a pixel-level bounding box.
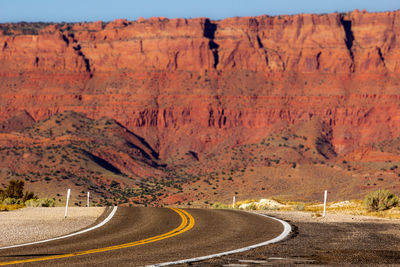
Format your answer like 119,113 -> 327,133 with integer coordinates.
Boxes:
0,10 -> 399,158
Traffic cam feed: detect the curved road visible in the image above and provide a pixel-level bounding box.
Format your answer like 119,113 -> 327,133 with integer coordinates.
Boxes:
0,208 -> 285,266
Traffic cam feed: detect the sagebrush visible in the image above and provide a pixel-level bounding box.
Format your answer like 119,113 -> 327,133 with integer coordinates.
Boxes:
364,189 -> 399,211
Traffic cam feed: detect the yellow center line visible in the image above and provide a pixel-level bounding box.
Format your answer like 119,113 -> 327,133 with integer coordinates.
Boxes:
0,208 -> 195,266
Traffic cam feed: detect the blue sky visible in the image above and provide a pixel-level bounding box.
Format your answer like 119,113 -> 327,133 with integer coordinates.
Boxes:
0,0 -> 399,23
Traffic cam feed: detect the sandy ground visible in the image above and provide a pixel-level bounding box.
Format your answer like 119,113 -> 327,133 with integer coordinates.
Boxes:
0,207 -> 105,247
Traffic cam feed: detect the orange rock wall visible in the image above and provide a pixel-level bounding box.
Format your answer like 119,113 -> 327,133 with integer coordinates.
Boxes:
0,11 -> 399,157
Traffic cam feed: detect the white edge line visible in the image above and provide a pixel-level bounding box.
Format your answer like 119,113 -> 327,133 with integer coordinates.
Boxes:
147,211 -> 292,267
0,206 -> 118,250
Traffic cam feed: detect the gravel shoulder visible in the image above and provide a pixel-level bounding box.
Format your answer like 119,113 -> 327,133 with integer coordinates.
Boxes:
0,207 -> 105,247
186,210 -> 400,266
258,210 -> 400,224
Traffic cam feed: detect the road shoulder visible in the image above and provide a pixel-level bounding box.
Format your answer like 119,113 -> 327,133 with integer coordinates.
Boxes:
188,210 -> 400,266
0,207 -> 105,247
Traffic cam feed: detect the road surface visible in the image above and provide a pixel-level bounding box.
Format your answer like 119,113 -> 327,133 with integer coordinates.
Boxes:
0,207 -> 285,266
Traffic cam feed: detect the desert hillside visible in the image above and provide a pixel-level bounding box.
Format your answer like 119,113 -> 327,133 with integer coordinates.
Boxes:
0,10 -> 399,205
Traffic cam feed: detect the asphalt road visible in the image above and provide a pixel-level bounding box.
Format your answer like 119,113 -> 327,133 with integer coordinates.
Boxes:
0,208 -> 284,266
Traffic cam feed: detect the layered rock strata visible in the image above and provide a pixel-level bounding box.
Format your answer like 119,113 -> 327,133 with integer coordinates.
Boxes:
0,10 -> 399,158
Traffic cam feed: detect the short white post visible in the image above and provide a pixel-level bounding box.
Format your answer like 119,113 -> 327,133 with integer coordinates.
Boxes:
323,190 -> 327,217
64,188 -> 71,218
87,192 -> 90,207
232,196 -> 236,208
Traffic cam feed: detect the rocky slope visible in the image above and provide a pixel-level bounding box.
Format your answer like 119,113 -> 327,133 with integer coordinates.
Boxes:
0,10 -> 399,204
0,111 -> 169,205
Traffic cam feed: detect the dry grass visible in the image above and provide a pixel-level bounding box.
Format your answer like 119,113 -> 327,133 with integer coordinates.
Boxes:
0,204 -> 25,211
211,202 -> 233,209
225,198 -> 400,219
235,199 -> 258,206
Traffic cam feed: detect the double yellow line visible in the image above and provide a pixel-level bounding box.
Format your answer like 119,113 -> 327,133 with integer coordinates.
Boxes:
0,208 -> 195,266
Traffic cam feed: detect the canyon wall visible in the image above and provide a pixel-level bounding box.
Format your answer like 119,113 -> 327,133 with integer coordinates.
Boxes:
0,10 -> 399,158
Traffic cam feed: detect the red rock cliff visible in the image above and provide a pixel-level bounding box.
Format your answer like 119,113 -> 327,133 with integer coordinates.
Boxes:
0,10 -> 399,157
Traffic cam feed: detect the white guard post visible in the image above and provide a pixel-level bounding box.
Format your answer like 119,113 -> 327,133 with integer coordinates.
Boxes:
87,192 -> 90,207
233,196 -> 236,208
323,190 -> 327,217
65,188 -> 71,218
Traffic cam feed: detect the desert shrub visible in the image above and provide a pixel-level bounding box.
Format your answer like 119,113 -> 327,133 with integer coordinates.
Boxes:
25,198 -> 55,207
364,189 -> 399,211
4,180 -> 24,199
23,191 -> 37,202
260,205 -> 280,211
211,202 -> 231,209
0,180 -> 36,202
40,198 -> 55,207
245,203 -> 257,210
2,198 -> 17,205
25,199 -> 40,207
295,203 -> 305,211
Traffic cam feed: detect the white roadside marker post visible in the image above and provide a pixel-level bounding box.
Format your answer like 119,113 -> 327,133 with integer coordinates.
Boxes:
64,189 -> 71,218
87,192 -> 90,207
323,190 -> 327,217
232,196 -> 236,208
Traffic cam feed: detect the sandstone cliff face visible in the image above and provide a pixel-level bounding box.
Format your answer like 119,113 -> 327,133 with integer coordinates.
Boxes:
0,10 -> 399,158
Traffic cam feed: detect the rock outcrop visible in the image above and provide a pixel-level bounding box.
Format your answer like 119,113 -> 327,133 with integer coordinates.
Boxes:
0,10 -> 399,158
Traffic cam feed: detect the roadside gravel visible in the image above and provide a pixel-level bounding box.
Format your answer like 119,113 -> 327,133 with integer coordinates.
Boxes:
0,207 -> 105,247
185,210 -> 400,266
257,210 -> 400,223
